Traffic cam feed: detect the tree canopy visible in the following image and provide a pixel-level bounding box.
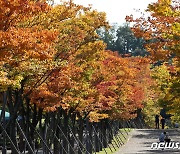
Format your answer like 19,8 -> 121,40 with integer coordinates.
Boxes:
126,0 -> 180,123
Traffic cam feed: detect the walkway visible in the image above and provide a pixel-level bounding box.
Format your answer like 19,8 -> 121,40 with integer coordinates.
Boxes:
116,129 -> 180,154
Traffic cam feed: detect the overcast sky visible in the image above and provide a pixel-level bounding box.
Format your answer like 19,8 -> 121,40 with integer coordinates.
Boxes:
73,0 -> 157,25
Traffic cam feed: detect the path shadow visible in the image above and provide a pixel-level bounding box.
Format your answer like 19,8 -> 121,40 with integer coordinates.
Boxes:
132,129 -> 180,154
133,129 -> 179,140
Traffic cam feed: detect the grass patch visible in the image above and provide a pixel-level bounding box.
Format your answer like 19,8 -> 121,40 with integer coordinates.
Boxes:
94,128 -> 132,154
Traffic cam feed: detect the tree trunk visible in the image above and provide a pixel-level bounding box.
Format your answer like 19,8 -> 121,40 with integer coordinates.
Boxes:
62,111 -> 69,154
94,123 -> 100,152
78,117 -> 84,154
85,118 -> 92,154
102,120 -> 107,148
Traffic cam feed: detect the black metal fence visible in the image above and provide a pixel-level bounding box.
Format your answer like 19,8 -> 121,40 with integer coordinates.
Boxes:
0,91 -> 145,154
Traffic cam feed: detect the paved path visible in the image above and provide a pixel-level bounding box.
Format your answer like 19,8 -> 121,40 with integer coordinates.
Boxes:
116,129 -> 180,154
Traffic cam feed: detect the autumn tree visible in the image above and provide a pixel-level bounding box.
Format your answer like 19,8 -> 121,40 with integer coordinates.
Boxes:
0,0 -> 59,92
0,0 -> 61,152
126,0 -> 180,61
101,52 -> 153,120
0,0 -> 159,153
126,0 -> 180,124
151,62 -> 179,123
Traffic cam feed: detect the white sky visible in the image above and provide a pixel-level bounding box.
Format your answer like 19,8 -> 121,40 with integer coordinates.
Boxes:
73,0 -> 158,25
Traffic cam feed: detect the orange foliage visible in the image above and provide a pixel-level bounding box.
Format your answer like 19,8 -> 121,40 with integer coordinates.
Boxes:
126,0 -> 180,61
0,0 -> 155,122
